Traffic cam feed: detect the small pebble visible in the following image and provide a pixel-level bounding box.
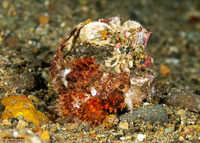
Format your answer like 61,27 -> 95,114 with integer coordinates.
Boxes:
113,132 -> 123,139
176,109 -> 186,117
2,119 -> 11,126
40,130 -> 50,140
7,73 -> 38,91
66,123 -> 79,131
13,58 -> 26,66
120,136 -> 132,141
28,95 -> 40,103
178,136 -> 185,141
164,88 -> 200,112
159,64 -> 171,76
2,1 -> 9,9
33,127 -> 43,134
137,134 -> 146,141
118,120 -> 128,130
164,128 -> 174,134
13,131 -> 18,138
16,120 -> 28,129
119,104 -> 168,125
50,124 -> 57,132
6,36 -> 19,48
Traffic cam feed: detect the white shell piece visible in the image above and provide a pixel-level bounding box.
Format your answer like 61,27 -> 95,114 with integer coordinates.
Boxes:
109,16 -> 122,30
105,55 -> 120,67
79,22 -> 111,45
130,77 -> 148,86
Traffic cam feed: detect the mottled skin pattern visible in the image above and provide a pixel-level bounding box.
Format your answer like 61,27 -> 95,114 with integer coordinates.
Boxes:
51,56 -> 130,126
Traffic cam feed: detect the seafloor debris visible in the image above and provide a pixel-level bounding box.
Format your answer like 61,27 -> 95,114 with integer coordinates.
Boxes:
164,88 -> 200,112
1,95 -> 50,126
0,129 -> 44,143
50,16 -> 154,126
119,104 -> 168,126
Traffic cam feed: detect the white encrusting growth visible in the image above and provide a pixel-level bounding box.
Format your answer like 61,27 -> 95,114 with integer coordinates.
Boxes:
90,86 -> 97,96
61,68 -> 71,88
124,86 -> 147,113
73,102 -> 80,108
73,93 -> 91,109
62,68 -> 71,76
124,88 -> 135,113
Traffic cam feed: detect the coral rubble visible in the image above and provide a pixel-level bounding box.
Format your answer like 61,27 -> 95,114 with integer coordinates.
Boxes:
50,16 -> 154,126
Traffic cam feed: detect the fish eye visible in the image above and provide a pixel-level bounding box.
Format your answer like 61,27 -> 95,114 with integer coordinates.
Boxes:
108,117 -> 113,123
119,84 -> 125,89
